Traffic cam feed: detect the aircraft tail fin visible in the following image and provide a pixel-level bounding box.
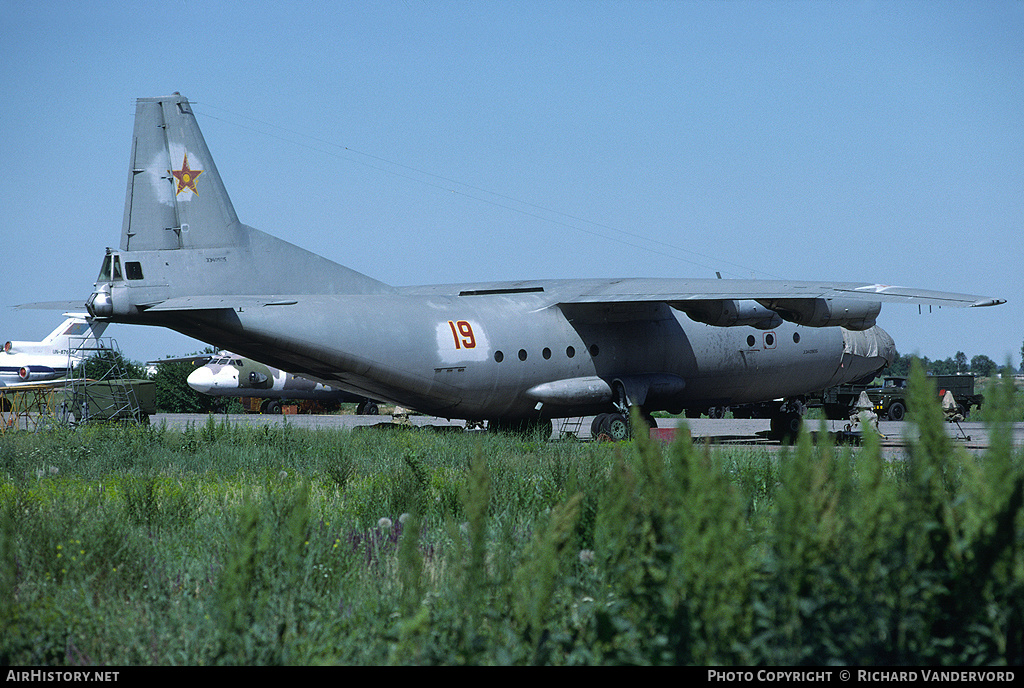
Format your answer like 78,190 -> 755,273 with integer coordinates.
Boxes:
122,95 -> 242,252
7,315 -> 107,358
40,316 -> 83,344
118,94 -> 391,295
41,314 -> 107,345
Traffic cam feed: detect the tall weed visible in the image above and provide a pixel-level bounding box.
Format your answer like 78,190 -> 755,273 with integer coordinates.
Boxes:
1,377 -> 1021,665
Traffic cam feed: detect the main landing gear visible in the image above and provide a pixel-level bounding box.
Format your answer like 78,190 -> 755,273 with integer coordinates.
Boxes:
591,412 -> 631,441
590,387 -> 658,442
355,400 -> 379,415
769,399 -> 806,443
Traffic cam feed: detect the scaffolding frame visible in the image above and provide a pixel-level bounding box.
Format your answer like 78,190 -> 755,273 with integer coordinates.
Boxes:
59,336 -> 147,426
0,336 -> 147,433
0,384 -> 62,433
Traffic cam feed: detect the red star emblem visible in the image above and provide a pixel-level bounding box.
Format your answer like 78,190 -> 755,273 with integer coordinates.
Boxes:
170,153 -> 203,195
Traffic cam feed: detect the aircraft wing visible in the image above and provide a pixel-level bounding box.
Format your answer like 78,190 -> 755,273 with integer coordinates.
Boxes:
407,277 -> 1004,309
549,278 -> 1004,330
146,354 -> 215,366
550,278 -> 1005,308
0,379 -> 75,391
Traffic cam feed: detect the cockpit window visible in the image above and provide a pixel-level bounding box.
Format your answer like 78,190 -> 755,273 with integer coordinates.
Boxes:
95,255 -> 125,282
125,261 -> 144,280
98,256 -> 112,282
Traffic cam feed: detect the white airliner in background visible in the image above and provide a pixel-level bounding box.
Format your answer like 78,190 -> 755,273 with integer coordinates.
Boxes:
1,314 -> 108,387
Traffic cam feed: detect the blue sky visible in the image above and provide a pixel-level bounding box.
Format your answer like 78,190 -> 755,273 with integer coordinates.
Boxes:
2,1 -> 1021,368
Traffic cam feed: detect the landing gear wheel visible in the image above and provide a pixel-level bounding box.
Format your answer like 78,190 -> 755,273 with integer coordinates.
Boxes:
356,400 -> 379,415
591,413 -> 610,439
770,411 -> 802,443
604,413 -> 630,441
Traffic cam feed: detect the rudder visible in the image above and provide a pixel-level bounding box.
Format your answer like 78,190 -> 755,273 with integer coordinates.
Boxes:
122,94 -> 244,252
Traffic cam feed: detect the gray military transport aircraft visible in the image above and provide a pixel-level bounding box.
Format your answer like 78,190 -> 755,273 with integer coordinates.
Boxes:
83,94 -> 1004,439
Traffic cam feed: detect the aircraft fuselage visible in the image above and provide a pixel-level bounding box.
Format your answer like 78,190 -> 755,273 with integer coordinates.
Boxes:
94,257 -> 888,419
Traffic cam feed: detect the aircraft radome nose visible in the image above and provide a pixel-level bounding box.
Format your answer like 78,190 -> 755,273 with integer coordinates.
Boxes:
835,325 -> 898,386
875,326 -> 896,368
186,367 -> 214,394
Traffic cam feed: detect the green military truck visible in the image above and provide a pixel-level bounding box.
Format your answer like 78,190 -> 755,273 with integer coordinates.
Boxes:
57,379 -> 156,425
820,374 -> 983,422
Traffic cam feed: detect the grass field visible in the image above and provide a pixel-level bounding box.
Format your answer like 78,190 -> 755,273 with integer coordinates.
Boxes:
1,368 -> 1022,665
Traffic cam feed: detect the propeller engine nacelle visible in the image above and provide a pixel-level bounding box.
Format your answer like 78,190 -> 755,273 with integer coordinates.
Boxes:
679,300 -> 783,330
756,298 -> 881,331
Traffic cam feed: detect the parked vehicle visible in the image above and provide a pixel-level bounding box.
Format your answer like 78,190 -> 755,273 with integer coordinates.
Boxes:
819,374 -> 983,421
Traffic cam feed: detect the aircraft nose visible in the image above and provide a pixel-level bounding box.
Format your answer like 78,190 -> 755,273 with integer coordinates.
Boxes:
837,325 -> 896,384
187,367 -> 215,394
875,326 -> 897,368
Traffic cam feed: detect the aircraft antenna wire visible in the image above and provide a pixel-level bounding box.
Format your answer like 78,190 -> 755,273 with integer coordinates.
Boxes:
197,103 -> 783,280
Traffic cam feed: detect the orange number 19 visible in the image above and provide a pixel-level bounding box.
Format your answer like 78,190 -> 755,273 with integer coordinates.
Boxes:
448,320 -> 476,349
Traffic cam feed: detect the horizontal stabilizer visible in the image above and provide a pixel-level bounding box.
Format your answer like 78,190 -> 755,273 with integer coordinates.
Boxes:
144,296 -> 301,312
15,300 -> 89,311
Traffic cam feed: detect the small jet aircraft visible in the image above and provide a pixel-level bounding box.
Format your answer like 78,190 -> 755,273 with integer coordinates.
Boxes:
1,314 -> 108,387
84,94 -> 1005,438
187,352 -> 380,414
